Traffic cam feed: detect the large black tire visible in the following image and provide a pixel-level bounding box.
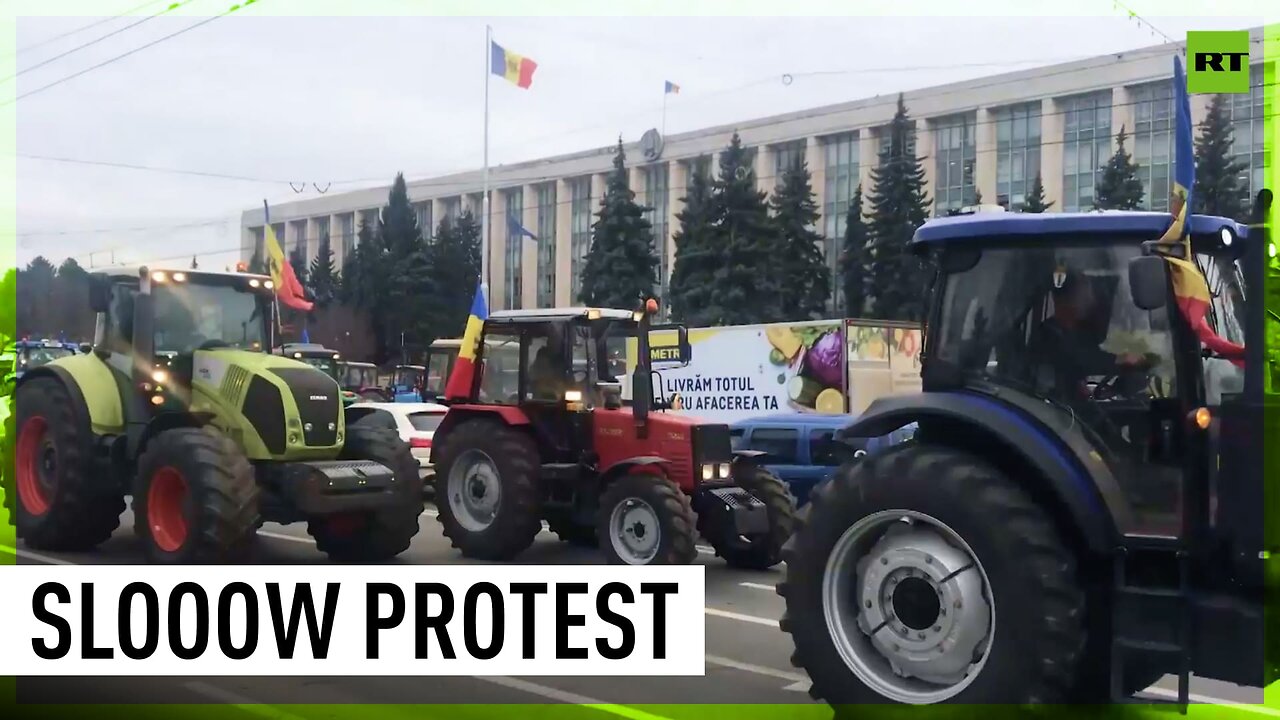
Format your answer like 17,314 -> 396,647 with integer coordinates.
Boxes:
597,472 -> 698,565
307,425 -> 423,562
778,442 -> 1087,706
2,398 -> 16,529
699,464 -> 796,570
432,419 -> 541,561
546,510 -> 598,547
13,378 -> 123,551
133,427 -> 260,564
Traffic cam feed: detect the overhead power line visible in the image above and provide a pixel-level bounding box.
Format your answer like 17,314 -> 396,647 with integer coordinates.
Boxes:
15,0 -> 170,55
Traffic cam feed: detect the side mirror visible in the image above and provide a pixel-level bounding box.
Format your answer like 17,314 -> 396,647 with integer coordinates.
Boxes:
1128,255 -> 1169,311
88,275 -> 110,313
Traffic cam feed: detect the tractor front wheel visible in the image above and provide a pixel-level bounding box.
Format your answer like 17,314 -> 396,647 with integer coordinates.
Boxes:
598,472 -> 697,565
432,419 -> 541,561
307,425 -> 423,562
699,464 -> 796,571
778,442 -> 1087,705
12,378 -> 123,550
133,427 -> 260,564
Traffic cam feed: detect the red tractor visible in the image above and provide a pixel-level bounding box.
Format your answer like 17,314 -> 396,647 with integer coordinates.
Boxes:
429,300 -> 797,567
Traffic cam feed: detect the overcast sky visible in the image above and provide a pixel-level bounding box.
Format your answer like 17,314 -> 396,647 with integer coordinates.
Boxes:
11,3 -> 1275,270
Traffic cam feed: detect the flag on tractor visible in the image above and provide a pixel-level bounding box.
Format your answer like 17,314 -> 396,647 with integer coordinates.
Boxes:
262,203 -> 313,312
443,282 -> 490,401
1153,54 -> 1244,362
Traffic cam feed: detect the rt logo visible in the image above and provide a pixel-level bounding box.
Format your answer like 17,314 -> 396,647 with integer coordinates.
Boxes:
1186,30 -> 1250,94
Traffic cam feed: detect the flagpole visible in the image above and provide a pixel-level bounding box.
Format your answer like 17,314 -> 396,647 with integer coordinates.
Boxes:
662,89 -> 667,137
481,24 -> 492,293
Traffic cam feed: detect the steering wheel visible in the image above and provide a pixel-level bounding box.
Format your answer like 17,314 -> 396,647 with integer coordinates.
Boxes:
1091,363 -> 1153,401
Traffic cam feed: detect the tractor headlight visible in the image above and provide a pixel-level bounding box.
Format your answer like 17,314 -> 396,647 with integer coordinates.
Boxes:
264,280 -> 274,289
718,462 -> 731,478
1221,227 -> 1234,246
701,464 -> 715,481
152,369 -> 168,384
328,422 -> 336,431
249,279 -> 261,288
151,271 -> 167,283
304,422 -> 313,432
564,390 -> 583,402
172,272 -> 187,282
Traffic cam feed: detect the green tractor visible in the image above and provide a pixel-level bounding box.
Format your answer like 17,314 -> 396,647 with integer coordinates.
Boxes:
1,266 -> 424,563
275,342 -> 359,407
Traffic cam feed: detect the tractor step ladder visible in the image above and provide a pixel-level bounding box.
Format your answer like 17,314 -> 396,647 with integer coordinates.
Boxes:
1110,537 -> 1192,714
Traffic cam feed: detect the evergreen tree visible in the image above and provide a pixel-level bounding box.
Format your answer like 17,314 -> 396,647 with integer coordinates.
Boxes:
427,211 -> 483,338
340,221 -> 391,360
865,94 -> 932,322
1194,94 -> 1247,219
710,132 -> 784,325
839,184 -> 871,318
1093,125 -> 1145,211
770,158 -> 829,319
308,234 -> 340,308
379,173 -> 435,357
19,257 -> 56,337
667,165 -> 718,325
54,259 -> 92,339
579,139 -> 658,308
1022,172 -> 1053,213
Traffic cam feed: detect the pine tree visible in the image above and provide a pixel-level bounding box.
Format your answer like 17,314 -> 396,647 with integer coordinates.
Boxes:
711,132 -> 784,325
1022,172 -> 1053,213
427,211 -> 483,338
865,94 -> 932,322
667,165 -> 718,325
53,258 -> 91,340
1093,125 -> 1145,211
771,158 -> 829,319
1194,94 -> 1248,219
839,184 -> 871,318
308,234 -> 340,308
340,220 -> 391,360
19,257 -> 56,337
579,139 -> 658,308
379,173 -> 435,356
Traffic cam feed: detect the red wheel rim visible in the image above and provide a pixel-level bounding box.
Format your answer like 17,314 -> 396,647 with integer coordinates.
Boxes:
16,416 -> 52,515
147,467 -> 189,552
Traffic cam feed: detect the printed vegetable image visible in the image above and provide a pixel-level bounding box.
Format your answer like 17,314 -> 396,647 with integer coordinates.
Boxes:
815,388 -> 845,414
801,331 -> 843,388
789,376 -> 823,406
769,348 -> 787,366
765,326 -> 803,361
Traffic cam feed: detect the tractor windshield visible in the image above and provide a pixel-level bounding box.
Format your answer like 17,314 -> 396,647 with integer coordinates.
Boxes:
22,345 -> 74,368
298,356 -> 338,381
153,282 -> 268,354
343,364 -> 378,388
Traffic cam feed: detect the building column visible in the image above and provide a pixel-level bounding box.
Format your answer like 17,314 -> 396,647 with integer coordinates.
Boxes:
857,129 -> 877,209
554,179 -> 573,307
1111,85 -> 1135,143
975,108 -> 998,203
666,161 -> 686,286
521,184 -> 538,309
629,166 -> 645,203
805,136 -> 826,220
285,220 -> 306,260
489,190 -> 508,310
916,120 -> 937,217
755,144 -> 774,194
1040,98 -> 1065,210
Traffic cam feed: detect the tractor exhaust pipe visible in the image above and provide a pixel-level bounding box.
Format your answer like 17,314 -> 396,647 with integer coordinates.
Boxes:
632,298 -> 659,438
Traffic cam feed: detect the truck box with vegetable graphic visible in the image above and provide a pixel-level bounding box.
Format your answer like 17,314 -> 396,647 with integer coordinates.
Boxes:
625,318 -> 921,424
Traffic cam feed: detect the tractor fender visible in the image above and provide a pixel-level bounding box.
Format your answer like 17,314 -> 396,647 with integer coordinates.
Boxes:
841,391 -> 1130,554
18,357 -> 125,436
14,365 -> 97,453
138,411 -> 217,456
599,456 -> 670,484
432,404 -> 532,449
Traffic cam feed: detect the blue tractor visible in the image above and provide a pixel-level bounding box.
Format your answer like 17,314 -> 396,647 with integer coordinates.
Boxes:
8,338 -> 79,383
779,198 -> 1275,707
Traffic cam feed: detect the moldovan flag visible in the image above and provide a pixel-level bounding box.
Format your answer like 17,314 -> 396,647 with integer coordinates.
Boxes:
491,41 -> 537,89
444,282 -> 489,401
1154,54 -> 1243,362
263,222 -> 314,312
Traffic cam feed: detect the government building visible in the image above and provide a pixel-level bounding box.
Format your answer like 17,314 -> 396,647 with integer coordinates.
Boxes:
239,27 -> 1269,315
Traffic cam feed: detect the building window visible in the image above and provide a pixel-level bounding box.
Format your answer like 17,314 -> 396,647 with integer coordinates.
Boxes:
684,155 -> 712,183
1228,64 -> 1269,209
253,227 -> 265,261
291,220 -> 309,259
877,122 -> 917,164
313,217 -> 330,258
361,209 -> 379,234
443,198 -> 461,223
414,202 -> 433,240
339,213 -> 354,261
933,113 -> 977,216
644,165 -> 669,303
467,193 -> 485,217
995,102 -> 1042,210
504,188 -> 523,310
536,183 -> 557,307
822,132 -> 859,311
773,140 -> 806,184
570,177 -> 593,303
1131,81 -> 1174,212
1060,90 -> 1113,212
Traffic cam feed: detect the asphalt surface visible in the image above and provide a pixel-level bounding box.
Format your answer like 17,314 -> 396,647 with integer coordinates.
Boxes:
5,504 -> 1271,714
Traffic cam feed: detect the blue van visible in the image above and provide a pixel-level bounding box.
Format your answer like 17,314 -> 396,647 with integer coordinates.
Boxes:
730,412 -> 916,507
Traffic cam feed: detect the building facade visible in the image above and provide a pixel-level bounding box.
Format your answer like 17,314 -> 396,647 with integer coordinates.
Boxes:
240,29 -> 1270,315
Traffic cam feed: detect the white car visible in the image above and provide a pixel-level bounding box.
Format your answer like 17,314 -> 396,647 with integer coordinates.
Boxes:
346,402 -> 448,480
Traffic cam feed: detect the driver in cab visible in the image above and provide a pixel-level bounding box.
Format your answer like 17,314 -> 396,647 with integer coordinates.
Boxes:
1030,269 -> 1148,402
529,345 -> 570,401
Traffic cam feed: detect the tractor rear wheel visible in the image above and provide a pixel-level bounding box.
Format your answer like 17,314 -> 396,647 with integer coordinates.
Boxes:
598,472 -> 697,565
307,425 -> 423,562
778,442 -> 1086,705
133,427 -> 260,564
432,419 -> 541,561
699,464 -> 796,570
13,377 -> 123,551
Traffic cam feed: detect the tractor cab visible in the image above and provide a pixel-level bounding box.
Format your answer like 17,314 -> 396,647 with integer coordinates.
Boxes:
389,364 -> 426,403
423,339 -> 461,402
10,338 -> 78,379
276,342 -> 356,406
429,299 -> 798,568
337,360 -> 384,401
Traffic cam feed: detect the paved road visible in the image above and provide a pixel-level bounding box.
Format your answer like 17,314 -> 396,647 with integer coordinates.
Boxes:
6,505 -> 1271,714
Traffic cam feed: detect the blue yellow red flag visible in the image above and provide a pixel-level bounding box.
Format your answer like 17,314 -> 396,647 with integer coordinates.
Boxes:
664,81 -> 680,94
443,282 -> 489,400
491,41 -> 537,89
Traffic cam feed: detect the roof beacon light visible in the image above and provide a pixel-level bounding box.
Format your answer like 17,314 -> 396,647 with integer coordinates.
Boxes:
645,298 -> 659,314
